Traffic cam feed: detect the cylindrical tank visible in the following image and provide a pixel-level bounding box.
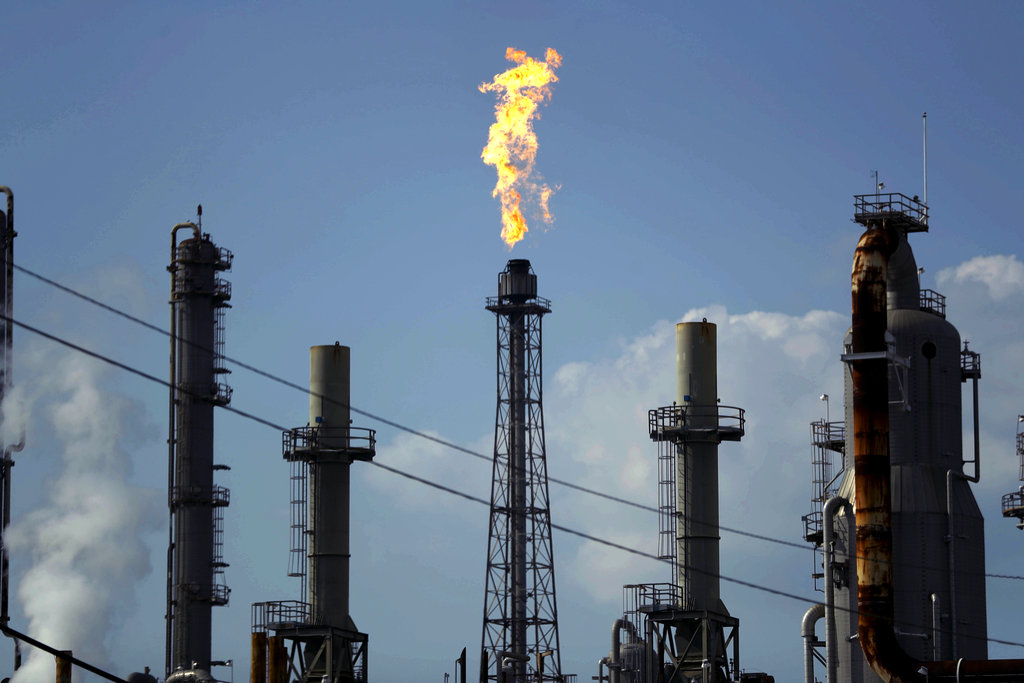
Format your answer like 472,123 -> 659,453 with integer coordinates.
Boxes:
307,343 -> 353,627
834,230 -> 987,682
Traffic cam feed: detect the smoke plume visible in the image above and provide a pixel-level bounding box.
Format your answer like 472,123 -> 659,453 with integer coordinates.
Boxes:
6,352 -> 159,683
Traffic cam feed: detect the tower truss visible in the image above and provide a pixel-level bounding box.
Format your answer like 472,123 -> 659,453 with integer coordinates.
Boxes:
482,259 -> 561,683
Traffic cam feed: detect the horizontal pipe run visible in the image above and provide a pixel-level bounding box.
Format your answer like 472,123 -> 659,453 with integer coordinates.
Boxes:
1,625 -> 129,683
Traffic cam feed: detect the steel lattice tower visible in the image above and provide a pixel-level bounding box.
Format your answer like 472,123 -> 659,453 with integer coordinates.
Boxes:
482,259 -> 562,683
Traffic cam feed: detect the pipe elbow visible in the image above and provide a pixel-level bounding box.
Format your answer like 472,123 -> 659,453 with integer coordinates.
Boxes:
802,603 -> 825,639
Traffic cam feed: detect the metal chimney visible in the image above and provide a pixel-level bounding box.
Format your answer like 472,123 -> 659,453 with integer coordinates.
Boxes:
252,343 -> 375,683
645,319 -> 746,681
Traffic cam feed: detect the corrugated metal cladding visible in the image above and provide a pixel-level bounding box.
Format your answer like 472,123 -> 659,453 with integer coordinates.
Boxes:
836,230 -> 986,682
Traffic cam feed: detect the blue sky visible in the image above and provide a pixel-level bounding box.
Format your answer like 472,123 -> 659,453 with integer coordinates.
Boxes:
2,2 -> 1023,682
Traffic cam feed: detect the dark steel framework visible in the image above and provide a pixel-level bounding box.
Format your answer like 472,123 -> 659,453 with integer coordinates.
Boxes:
167,217 -> 233,676
801,419 -> 844,592
0,188 -> 23,632
1002,417 -> 1024,529
482,260 -> 562,682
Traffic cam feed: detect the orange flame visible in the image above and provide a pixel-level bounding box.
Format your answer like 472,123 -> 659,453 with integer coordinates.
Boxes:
480,47 -> 562,248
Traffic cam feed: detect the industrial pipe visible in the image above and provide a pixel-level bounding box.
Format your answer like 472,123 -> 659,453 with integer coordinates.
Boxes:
802,603 -> 825,683
823,496 -> 852,683
851,226 -> 1024,682
0,625 -> 128,683
250,632 -> 267,683
610,618 -> 640,683
166,220 -> 200,679
56,651 -> 71,683
267,635 -> 286,683
0,185 -> 13,630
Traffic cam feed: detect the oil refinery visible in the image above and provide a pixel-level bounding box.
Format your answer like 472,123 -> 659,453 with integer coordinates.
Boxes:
0,178 -> 1021,683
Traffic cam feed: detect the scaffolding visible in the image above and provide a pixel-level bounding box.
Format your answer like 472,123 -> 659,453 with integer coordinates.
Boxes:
801,420 -> 844,591
1001,417 -> 1024,530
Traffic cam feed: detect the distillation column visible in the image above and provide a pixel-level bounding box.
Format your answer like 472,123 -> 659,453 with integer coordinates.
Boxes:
168,221 -> 232,677
482,260 -> 562,682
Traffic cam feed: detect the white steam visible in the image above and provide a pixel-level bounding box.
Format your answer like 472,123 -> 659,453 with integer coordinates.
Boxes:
6,352 -> 159,683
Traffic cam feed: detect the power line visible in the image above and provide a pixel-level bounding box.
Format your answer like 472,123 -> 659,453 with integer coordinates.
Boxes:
6,312 -> 1024,651
11,264 -> 1024,583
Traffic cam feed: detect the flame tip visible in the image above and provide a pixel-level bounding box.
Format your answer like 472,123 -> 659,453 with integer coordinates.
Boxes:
481,46 -> 561,247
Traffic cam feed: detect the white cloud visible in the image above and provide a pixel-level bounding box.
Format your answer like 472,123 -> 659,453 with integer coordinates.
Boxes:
937,254 -> 1024,300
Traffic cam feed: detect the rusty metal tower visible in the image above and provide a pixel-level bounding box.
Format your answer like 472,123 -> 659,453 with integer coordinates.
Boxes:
481,259 -> 562,683
167,212 -> 233,679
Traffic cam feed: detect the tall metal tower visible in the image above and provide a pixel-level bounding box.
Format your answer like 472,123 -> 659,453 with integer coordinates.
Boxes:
482,259 -> 562,682
167,214 -> 233,678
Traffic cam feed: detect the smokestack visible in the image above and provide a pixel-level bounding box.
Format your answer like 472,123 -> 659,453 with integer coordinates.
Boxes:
674,320 -> 724,611
646,319 -> 745,679
307,343 -> 356,626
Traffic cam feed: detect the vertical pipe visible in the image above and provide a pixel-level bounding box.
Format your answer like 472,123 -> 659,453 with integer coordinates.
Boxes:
308,344 -> 353,627
674,321 -> 720,610
922,113 -> 928,207
251,632 -> 267,683
823,496 -> 851,683
946,470 -> 959,659
167,223 -> 199,678
268,636 -> 286,683
0,186 -> 14,630
931,594 -> 941,661
56,651 -> 72,683
510,310 -> 527,677
802,604 -> 825,683
850,226 -> 920,681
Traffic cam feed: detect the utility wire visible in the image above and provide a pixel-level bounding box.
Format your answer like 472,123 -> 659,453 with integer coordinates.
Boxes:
12,263 -> 1024,582
6,313 -> 1024,651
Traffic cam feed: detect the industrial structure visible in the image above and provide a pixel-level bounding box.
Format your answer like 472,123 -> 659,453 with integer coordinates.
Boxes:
252,343 -> 375,683
167,212 -> 234,680
594,320 -> 756,683
0,186 -> 23,632
481,259 -> 564,682
1001,416 -> 1024,530
800,192 -> 1024,682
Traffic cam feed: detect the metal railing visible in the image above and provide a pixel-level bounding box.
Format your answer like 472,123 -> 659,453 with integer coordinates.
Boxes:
1002,490 -> 1024,517
648,404 -> 745,441
853,192 -> 929,231
282,425 -> 376,454
170,484 -> 230,507
919,289 -> 946,318
251,600 -> 311,632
